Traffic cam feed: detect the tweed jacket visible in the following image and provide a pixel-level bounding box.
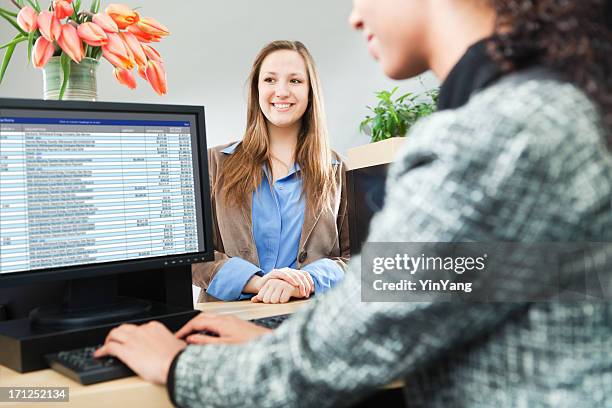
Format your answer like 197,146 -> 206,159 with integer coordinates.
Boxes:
173,72 -> 612,407
192,142 -> 350,302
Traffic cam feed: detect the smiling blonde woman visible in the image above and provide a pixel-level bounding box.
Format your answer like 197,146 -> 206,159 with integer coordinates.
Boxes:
191,41 -> 350,304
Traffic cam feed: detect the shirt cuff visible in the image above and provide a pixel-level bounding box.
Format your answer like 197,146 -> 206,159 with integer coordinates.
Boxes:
166,348 -> 185,407
301,258 -> 345,294
206,257 -> 262,301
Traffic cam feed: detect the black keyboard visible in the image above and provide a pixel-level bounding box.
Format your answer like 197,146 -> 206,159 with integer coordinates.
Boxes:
46,314 -> 293,385
250,313 -> 291,329
45,346 -> 134,385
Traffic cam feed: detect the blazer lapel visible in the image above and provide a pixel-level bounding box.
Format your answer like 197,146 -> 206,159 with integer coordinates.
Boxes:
297,161 -> 341,252
298,200 -> 323,252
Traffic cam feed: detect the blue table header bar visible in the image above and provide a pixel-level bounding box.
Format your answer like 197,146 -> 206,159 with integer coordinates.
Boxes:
0,117 -> 191,127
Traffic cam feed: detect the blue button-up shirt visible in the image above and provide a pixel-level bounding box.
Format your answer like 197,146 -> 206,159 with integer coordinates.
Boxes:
206,142 -> 344,301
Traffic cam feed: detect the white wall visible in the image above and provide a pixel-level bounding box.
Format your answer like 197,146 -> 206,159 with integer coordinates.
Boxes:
0,0 -> 438,154
0,0 -> 438,305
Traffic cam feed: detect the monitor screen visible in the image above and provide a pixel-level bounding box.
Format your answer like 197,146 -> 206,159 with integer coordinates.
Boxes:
0,100 -> 212,280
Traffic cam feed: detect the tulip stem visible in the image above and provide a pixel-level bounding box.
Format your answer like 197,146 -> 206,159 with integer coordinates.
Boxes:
10,0 -> 21,10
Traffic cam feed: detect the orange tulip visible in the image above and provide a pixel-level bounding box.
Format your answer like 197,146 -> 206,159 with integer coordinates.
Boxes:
126,24 -> 161,43
53,0 -> 73,20
33,37 -> 55,68
145,60 -> 167,96
141,44 -> 163,63
77,22 -> 108,47
17,6 -> 38,33
92,13 -> 118,33
102,32 -> 135,69
37,11 -> 61,42
105,4 -> 139,29
113,67 -> 137,89
57,24 -> 84,63
136,17 -> 170,37
120,32 -> 146,68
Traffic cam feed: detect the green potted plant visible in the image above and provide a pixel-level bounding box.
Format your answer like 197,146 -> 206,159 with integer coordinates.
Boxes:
348,86 -> 438,169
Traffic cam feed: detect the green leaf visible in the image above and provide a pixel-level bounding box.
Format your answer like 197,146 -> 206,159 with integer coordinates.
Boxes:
0,9 -> 27,35
0,35 -> 26,50
0,38 -> 18,85
92,46 -> 102,59
25,0 -> 40,12
90,0 -> 100,14
71,0 -> 82,21
0,7 -> 18,17
360,85 -> 440,141
27,31 -> 35,64
59,52 -> 71,100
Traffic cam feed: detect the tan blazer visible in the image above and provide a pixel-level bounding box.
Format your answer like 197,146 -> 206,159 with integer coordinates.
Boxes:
192,142 -> 350,302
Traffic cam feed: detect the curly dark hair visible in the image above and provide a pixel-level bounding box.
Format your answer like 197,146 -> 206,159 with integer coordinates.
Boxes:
487,0 -> 612,144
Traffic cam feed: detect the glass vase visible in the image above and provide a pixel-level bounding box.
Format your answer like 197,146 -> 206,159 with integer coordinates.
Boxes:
43,57 -> 99,101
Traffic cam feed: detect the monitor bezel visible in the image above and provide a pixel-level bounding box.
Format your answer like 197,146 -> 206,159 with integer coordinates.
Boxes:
0,98 -> 214,287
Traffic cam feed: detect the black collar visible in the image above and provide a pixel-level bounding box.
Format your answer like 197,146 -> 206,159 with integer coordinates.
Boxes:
437,39 -> 502,111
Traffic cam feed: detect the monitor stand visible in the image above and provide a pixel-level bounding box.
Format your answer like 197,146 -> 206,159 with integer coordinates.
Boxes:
29,276 -> 151,329
0,266 -> 199,372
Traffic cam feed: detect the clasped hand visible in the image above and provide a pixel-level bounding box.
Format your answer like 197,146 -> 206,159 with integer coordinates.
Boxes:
251,268 -> 314,303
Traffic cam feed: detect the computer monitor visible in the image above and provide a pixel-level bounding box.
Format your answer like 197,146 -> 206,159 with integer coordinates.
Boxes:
346,163 -> 389,255
0,98 -> 214,327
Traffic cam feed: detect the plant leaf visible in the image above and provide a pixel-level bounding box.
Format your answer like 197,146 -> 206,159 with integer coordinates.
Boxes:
0,35 -> 26,50
0,39 -> 18,85
27,31 -> 35,64
90,0 -> 100,14
0,9 -> 27,35
0,7 -> 18,17
59,52 -> 71,100
71,0 -> 82,21
92,46 -> 102,59
25,0 -> 40,12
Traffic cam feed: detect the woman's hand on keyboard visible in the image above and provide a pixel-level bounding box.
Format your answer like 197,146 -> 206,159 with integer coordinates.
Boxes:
93,321 -> 187,385
175,313 -> 272,345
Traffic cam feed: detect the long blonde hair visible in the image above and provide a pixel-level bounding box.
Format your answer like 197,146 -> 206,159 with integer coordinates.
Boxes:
219,40 -> 336,211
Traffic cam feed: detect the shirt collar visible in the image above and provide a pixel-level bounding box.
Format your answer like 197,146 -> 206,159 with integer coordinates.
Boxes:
437,38 -> 502,111
221,141 -> 241,154
221,141 -> 340,166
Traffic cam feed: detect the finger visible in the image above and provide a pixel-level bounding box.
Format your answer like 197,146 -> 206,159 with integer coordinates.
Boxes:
186,334 -> 224,345
251,295 -> 261,303
280,287 -> 292,303
291,271 -> 309,297
175,314 -> 203,339
176,313 -> 218,339
269,270 -> 299,287
104,324 -> 138,345
93,343 -> 110,358
94,340 -> 127,359
258,284 -> 270,304
283,270 -> 305,297
262,284 -> 274,304
300,271 -> 315,293
270,286 -> 283,304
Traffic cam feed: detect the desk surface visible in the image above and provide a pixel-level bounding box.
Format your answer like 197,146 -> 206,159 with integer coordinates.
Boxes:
0,300 -> 309,408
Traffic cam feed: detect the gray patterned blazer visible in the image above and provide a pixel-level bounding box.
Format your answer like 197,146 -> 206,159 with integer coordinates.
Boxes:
172,72 -> 612,407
